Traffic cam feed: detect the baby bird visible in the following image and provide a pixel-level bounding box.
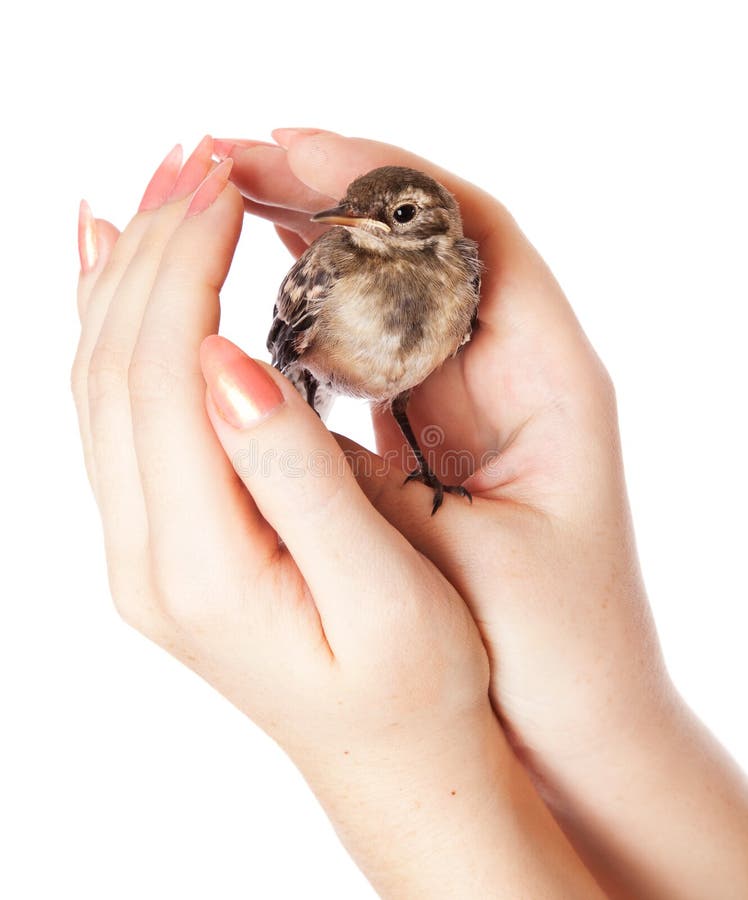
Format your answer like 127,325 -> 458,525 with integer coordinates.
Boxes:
267,165 -> 481,514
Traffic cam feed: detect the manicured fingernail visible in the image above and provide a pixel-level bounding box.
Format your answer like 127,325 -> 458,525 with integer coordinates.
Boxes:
169,134 -> 214,201
201,335 -> 284,428
213,138 -> 278,160
185,159 -> 233,217
78,199 -> 98,272
271,127 -> 329,149
138,144 -> 183,211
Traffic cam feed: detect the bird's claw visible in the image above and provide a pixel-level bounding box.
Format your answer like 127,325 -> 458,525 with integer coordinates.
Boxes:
402,469 -> 473,515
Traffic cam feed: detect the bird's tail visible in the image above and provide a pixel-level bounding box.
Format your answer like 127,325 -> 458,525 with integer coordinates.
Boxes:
284,365 -> 336,421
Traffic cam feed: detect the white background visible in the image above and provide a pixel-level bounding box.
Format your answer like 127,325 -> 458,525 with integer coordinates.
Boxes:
2,1 -> 746,897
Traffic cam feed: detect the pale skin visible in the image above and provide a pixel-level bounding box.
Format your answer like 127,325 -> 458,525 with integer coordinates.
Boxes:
226,130 -> 748,897
72,133 -> 748,897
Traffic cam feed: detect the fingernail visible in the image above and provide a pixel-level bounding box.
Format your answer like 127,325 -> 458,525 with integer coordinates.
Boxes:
185,159 -> 233,218
201,335 -> 284,428
213,138 -> 278,160
169,134 -> 214,201
78,199 -> 98,272
271,127 -> 329,149
138,144 -> 183,211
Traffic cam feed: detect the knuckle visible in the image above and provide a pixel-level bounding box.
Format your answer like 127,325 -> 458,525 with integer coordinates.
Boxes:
110,590 -> 145,631
87,343 -> 131,404
105,560 -> 156,634
127,353 -> 185,406
104,550 -> 184,650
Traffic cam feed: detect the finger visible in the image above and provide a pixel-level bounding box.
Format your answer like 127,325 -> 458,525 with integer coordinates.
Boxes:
165,135 -> 215,204
74,140 -> 227,643
229,132 -> 586,362
200,335 -> 417,651
85,141 -> 213,514
84,141 -> 188,331
73,204 -> 119,492
274,128 -> 505,244
224,143 -> 335,213
129,171 -> 280,591
74,144 -> 189,409
274,225 -> 309,258
76,201 -> 121,322
242,196 -> 327,244
137,144 -> 184,211
81,142 -> 221,635
72,211 -> 153,497
213,138 -> 278,157
225,142 -> 334,243
73,147 -> 183,499
85,196 -> 193,604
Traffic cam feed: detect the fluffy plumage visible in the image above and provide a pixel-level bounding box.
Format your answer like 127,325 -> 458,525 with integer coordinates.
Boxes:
267,166 -> 482,512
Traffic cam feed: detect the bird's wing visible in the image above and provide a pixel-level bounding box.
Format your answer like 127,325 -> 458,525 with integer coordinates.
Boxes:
459,237 -> 482,305
457,237 -> 483,346
267,243 -> 337,418
267,247 -> 335,373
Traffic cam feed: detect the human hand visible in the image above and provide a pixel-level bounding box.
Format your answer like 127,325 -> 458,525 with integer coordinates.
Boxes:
71,138 -> 603,898
218,127 -> 660,769
223,129 -> 748,898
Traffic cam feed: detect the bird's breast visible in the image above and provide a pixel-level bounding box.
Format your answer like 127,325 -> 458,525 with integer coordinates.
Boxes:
301,257 -> 475,401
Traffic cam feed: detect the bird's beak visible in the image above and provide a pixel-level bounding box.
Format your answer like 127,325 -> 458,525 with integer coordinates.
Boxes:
311,205 -> 391,233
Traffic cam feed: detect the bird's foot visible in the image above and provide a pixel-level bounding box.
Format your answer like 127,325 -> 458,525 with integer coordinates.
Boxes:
403,467 -> 473,515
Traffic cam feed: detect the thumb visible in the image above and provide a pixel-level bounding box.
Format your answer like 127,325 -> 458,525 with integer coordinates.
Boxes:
199,335 -> 414,642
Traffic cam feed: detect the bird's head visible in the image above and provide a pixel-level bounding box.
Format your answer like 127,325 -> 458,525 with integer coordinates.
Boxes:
311,166 -> 464,253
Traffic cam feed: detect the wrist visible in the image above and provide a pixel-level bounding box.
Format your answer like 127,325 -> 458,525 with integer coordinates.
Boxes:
298,705 -> 603,899
539,680 -> 748,899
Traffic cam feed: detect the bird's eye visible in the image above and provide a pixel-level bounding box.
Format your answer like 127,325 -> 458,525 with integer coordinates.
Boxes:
393,204 -> 417,224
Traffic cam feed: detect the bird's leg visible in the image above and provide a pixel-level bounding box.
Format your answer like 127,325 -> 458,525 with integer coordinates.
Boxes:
301,370 -> 320,417
390,391 -> 472,515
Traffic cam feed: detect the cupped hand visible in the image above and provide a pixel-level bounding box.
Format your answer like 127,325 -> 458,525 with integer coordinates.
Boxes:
71,138 -> 606,898
71,135 -> 493,753
222,130 -> 748,900
220,128 -> 669,764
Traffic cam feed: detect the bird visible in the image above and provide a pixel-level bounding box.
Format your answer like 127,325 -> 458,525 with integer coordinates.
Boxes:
267,165 -> 482,514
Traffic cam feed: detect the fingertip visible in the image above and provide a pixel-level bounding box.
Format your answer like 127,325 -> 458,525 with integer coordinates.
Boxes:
184,158 -> 233,218
169,134 -> 214,202
137,143 -> 183,211
283,130 -> 340,193
199,334 -> 245,383
76,214 -> 120,321
77,199 -> 97,272
199,335 -> 285,432
199,332 -> 224,367
271,127 -> 334,149
213,138 -> 278,160
77,210 -> 119,278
